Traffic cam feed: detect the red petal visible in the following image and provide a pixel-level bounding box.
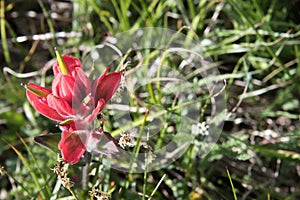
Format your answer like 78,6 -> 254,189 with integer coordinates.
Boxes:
87,130 -> 119,155
52,73 -> 63,95
53,55 -> 82,76
93,70 -> 122,103
58,130 -> 86,164
26,90 -> 64,121
85,99 -> 105,123
73,67 -> 91,103
85,128 -> 104,152
47,95 -> 73,118
75,100 -> 93,117
52,73 -> 75,104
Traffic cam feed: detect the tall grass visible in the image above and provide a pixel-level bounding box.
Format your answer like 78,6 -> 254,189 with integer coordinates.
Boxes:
0,0 -> 299,199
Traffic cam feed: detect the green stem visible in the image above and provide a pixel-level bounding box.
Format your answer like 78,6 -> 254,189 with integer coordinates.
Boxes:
37,0 -> 56,46
86,0 -> 114,34
226,168 -> 238,200
67,187 -> 79,200
142,131 -> 150,200
124,108 -> 149,189
0,0 -> 11,67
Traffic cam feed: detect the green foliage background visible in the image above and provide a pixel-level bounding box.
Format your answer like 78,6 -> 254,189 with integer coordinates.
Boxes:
0,0 -> 300,199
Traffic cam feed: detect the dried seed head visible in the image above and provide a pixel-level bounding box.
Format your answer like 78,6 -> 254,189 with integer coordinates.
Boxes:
61,177 -> 74,189
0,165 -> 6,176
141,143 -> 156,164
52,154 -> 74,189
118,132 -> 136,149
89,188 -> 111,200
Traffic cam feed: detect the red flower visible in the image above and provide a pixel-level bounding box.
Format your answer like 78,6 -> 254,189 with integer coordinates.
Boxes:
26,83 -> 66,121
26,51 -> 122,164
58,124 -> 105,164
59,129 -> 86,164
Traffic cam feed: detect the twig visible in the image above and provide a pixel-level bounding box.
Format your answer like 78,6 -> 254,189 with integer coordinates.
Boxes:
204,1 -> 225,35
9,31 -> 82,43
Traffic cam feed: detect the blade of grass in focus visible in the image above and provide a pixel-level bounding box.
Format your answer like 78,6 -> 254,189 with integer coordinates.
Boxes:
1,0 -> 11,67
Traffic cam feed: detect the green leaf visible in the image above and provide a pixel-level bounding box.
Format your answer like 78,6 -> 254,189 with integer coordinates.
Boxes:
282,99 -> 299,111
34,133 -> 61,153
236,153 -> 253,161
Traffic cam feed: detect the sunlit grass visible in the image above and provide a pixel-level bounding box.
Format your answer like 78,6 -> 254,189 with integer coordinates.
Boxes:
0,0 -> 299,199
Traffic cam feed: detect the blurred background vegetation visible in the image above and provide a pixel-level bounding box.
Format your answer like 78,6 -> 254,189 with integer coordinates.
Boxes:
0,0 -> 300,199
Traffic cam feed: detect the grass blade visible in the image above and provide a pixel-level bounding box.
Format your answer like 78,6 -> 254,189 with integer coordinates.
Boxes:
7,140 -> 47,199
226,167 -> 237,200
19,136 -> 51,197
0,0 -> 11,67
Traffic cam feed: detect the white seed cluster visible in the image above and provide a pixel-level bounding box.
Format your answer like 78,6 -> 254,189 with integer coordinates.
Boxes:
191,122 -> 210,136
118,132 -> 136,149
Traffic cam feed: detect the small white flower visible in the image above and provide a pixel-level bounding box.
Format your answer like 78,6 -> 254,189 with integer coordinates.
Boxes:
192,124 -> 200,135
191,122 -> 209,136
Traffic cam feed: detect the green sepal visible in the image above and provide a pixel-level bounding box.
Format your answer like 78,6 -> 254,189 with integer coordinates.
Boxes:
59,118 -> 74,126
55,47 -> 69,75
34,133 -> 61,153
26,84 -> 49,97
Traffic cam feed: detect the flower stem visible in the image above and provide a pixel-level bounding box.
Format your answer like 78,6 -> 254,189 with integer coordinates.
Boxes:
67,187 -> 79,200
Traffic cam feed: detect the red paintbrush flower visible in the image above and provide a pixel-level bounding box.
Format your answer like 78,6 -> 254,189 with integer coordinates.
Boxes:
26,50 -> 122,164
